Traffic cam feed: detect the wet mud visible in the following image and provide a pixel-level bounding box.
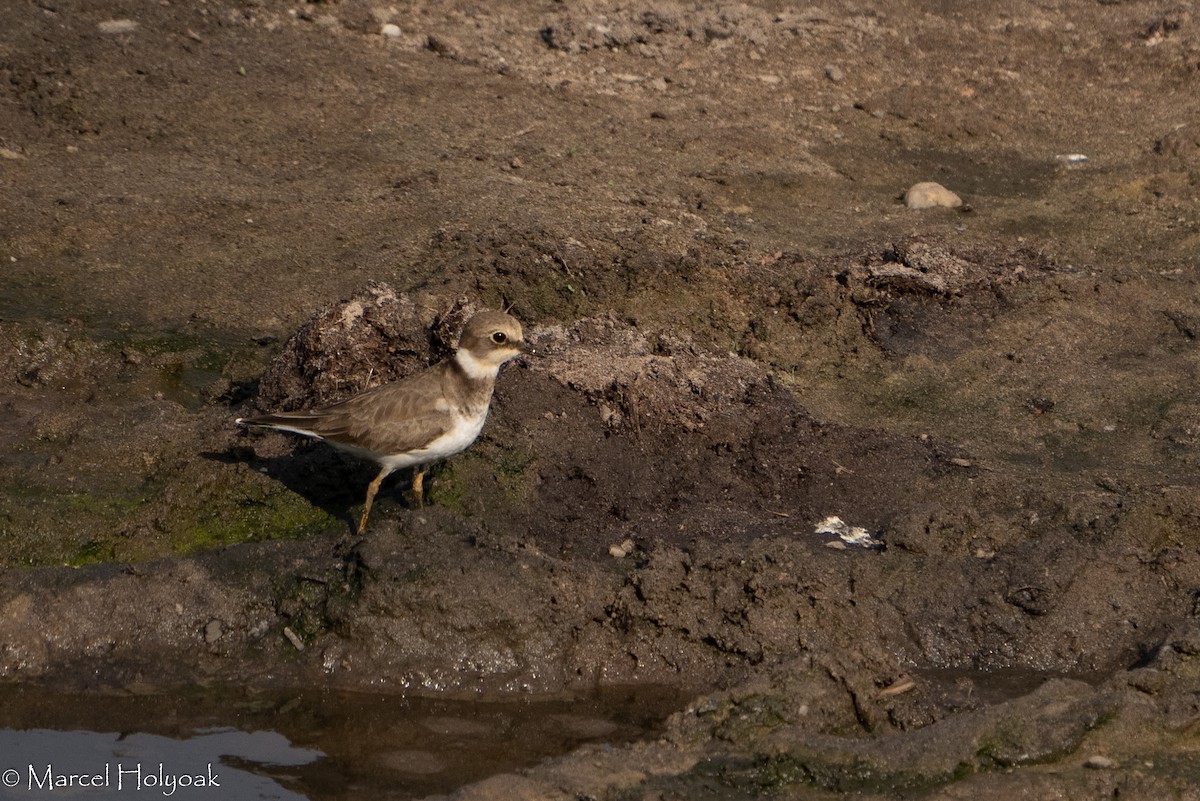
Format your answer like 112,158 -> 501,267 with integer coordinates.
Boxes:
3,0 -> 1200,798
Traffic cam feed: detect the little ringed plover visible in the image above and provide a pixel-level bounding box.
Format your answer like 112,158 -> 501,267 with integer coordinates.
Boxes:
237,310 -> 524,533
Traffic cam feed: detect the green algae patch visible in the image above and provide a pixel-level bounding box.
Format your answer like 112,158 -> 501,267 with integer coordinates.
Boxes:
0,478 -> 158,567
168,493 -> 336,557
426,446 -> 536,517
0,469 -> 335,568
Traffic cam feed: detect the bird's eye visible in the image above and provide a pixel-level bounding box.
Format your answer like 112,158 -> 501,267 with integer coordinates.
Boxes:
490,331 -> 507,344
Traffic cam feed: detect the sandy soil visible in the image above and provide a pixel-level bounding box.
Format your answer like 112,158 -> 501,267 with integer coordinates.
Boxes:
3,0 -> 1200,798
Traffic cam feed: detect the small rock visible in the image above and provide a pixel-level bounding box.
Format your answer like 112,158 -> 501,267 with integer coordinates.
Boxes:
608,538 -> 635,558
824,63 -> 844,82
0,148 -> 25,160
97,18 -> 138,34
1028,397 -> 1055,414
815,516 -> 885,549
203,619 -> 223,643
425,34 -> 461,58
1084,755 -> 1117,769
904,181 -> 962,210
867,264 -> 951,294
283,626 -> 305,651
381,23 -> 402,38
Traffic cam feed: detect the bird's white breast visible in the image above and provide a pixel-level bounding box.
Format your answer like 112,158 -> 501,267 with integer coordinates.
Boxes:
377,407 -> 489,472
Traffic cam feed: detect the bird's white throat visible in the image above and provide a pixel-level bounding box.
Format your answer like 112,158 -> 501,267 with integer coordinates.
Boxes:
455,346 -> 501,381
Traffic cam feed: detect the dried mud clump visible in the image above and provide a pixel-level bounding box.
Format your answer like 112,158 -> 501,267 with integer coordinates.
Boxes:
815,238 -> 1061,357
250,285 -> 477,411
529,314 -> 767,432
845,239 -> 1056,299
1156,124 -> 1200,164
538,5 -> 794,54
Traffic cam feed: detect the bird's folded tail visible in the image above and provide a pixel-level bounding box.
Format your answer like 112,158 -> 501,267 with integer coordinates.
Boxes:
236,412 -> 327,440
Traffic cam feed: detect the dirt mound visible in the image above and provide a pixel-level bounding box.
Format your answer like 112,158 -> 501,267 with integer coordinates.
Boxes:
530,314 -> 775,431
250,285 -> 481,411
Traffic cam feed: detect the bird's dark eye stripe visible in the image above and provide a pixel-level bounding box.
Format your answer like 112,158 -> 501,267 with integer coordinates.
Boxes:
491,331 -> 507,343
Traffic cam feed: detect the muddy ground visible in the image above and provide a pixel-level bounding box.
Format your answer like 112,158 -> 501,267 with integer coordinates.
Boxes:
3,0 -> 1200,798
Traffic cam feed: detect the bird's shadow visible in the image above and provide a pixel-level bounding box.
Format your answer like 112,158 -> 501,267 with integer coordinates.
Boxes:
203,435 -> 414,535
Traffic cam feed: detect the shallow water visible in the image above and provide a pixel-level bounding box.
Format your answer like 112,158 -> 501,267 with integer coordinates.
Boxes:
916,666 -> 1110,708
0,684 -> 684,800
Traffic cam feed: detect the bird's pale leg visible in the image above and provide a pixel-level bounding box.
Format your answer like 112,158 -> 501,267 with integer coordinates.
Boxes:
411,467 -> 426,510
358,467 -> 388,534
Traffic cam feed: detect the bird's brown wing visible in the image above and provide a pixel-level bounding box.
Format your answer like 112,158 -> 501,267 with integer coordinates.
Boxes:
242,365 -> 455,456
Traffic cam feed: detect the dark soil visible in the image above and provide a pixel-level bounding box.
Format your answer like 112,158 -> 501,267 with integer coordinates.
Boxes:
3,0 -> 1200,798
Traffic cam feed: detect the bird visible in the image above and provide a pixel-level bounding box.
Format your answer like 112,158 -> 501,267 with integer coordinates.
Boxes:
237,310 -> 525,533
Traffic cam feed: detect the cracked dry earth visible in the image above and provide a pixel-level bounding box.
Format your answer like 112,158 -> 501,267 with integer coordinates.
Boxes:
3,0 -> 1200,799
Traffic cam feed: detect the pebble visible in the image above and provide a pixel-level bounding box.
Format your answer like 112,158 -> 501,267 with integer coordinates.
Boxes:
425,34 -> 461,58
381,23 -> 402,39
203,619 -> 223,643
824,63 -> 844,83
1083,755 -> 1116,769
97,18 -> 138,35
904,181 -> 963,210
283,626 -> 305,651
815,516 -> 885,549
608,538 -> 635,558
